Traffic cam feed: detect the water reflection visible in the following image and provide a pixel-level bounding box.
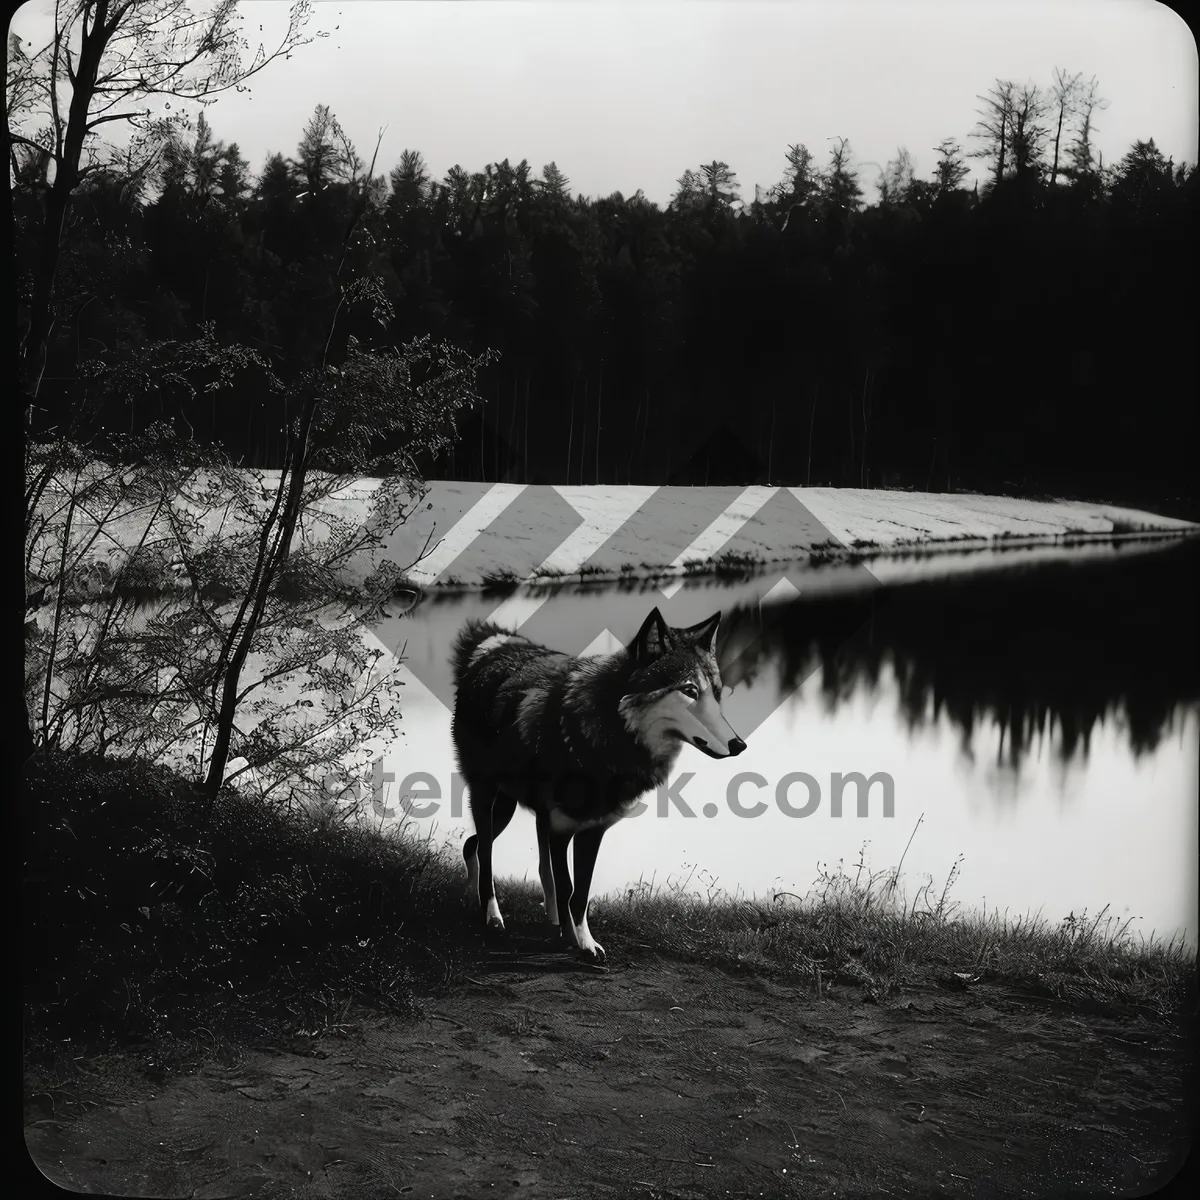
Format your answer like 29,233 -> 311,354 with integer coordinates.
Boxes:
394,537 -> 1199,771
714,536 -> 1199,767
51,536 -> 1192,935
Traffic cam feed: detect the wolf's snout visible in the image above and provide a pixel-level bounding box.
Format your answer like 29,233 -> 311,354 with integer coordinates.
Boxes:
693,735 -> 747,758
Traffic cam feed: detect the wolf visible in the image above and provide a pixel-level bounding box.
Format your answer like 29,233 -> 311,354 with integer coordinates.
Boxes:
451,606 -> 746,963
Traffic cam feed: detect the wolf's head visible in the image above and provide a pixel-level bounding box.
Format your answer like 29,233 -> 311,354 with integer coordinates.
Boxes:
617,607 -> 747,761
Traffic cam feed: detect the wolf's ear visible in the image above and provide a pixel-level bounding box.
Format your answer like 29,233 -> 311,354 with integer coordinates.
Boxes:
679,611 -> 721,654
632,606 -> 670,665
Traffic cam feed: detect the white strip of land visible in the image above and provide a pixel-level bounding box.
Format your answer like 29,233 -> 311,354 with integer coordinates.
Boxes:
29,475 -> 1197,596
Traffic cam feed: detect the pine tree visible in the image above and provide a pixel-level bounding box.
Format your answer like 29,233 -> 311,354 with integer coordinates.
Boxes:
878,147 -> 916,206
217,143 -> 252,208
191,110 -> 225,206
698,160 -> 741,209
388,150 -> 430,215
540,161 -> 571,201
932,138 -> 970,195
671,167 -> 704,211
292,104 -> 353,195
780,143 -> 820,206
823,138 -> 863,211
256,152 -> 294,204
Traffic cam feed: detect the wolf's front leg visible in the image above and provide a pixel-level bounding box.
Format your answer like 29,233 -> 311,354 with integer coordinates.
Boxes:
547,827 -> 586,954
568,826 -> 607,964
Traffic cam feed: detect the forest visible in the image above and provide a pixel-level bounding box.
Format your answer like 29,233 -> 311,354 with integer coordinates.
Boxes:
13,55 -> 1198,514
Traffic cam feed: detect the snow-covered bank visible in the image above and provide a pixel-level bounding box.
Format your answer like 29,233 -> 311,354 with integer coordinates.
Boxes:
30,476 -> 1198,596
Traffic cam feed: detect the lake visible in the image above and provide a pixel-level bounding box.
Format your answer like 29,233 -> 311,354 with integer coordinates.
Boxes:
369,537 -> 1199,943
35,537 -> 1198,944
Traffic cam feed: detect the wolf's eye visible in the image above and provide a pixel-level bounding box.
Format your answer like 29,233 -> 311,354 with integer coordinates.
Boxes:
678,683 -> 698,699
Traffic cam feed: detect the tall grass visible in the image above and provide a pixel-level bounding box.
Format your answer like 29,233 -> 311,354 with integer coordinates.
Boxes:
589,844 -> 1195,1017
24,752 -> 473,1061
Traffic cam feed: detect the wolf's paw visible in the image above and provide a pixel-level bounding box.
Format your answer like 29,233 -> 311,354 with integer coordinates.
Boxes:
575,941 -> 606,966
570,920 -> 605,965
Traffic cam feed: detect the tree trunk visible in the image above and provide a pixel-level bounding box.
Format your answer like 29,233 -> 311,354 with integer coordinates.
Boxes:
507,371 -> 518,480
21,0 -> 113,408
494,377 -> 501,483
628,391 -> 642,483
1051,102 -> 1066,186
566,377 -> 577,482
807,387 -> 818,485
22,184 -> 70,405
579,377 -> 589,486
203,392 -> 317,798
847,386 -> 855,487
6,90 -> 38,759
594,362 -> 604,485
640,387 -> 650,483
860,367 -> 871,487
767,394 -> 777,485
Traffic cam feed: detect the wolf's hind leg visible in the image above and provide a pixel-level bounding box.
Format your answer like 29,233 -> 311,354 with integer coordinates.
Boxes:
463,832 -> 481,908
463,777 -> 497,916
535,811 -> 558,926
468,781 -> 517,930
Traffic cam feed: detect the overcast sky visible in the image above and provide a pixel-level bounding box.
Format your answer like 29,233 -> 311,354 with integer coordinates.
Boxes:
10,0 -> 1199,204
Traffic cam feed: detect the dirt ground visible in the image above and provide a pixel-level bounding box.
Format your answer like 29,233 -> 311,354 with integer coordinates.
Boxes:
25,946 -> 1196,1199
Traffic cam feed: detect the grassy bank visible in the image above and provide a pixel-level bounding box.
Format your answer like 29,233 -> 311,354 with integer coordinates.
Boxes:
491,862 -> 1194,1020
25,754 -> 1194,1078
24,753 -> 471,1062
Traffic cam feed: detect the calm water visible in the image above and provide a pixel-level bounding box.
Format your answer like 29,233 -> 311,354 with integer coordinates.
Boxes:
369,538 -> 1199,942
40,538 -> 1198,942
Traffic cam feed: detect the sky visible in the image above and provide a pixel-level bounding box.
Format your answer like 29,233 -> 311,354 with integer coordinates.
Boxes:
8,0 -> 1199,204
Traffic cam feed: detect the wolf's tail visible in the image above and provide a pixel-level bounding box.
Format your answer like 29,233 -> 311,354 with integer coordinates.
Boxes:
450,618 -> 513,689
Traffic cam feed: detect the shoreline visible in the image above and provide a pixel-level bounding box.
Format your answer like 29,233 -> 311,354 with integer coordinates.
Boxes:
427,526 -> 1198,594
28,476 -> 1200,602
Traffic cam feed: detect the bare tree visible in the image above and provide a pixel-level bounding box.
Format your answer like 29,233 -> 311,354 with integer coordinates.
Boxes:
1048,68 -> 1083,186
1009,83 -> 1050,180
1066,76 -> 1109,181
971,79 -> 1016,187
8,0 -> 315,407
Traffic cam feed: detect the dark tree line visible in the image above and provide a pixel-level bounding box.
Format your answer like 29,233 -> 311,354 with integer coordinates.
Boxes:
13,70 -> 1198,513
